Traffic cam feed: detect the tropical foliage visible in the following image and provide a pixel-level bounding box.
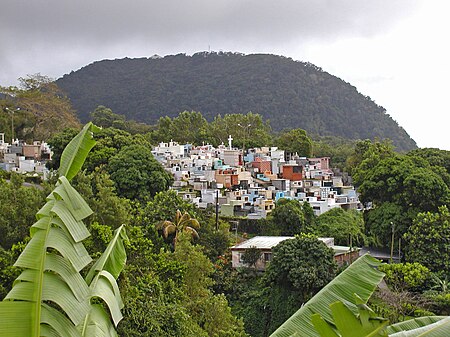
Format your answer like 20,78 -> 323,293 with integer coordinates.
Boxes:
271,254 -> 450,336
275,128 -> 313,157
0,173 -> 46,249
316,208 -> 365,246
379,262 -> 431,292
270,254 -> 384,336
108,144 -> 173,200
157,210 -> 201,247
404,206 -> 450,274
0,123 -> 127,337
0,74 -> 80,141
267,199 -> 314,235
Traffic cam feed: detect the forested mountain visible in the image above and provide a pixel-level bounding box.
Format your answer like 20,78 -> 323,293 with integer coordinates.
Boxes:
56,52 -> 416,151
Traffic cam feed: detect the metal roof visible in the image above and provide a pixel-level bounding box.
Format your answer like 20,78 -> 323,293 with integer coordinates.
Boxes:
231,236 -> 335,250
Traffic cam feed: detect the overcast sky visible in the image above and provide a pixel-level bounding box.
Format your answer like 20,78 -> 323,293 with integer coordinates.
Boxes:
1,1 -> 448,149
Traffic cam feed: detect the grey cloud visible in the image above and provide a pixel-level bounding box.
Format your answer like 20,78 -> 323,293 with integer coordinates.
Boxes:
0,0 -> 420,84
3,1 -> 418,41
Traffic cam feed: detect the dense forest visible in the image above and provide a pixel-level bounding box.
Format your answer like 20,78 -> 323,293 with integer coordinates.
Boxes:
56,52 -> 416,152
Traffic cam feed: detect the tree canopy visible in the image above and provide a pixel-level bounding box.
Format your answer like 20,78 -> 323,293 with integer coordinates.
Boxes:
275,128 -> 313,157
404,206 -> 450,275
316,208 -> 365,246
0,74 -> 80,141
262,234 -> 337,334
268,199 -> 314,236
108,144 -> 173,200
349,140 -> 450,248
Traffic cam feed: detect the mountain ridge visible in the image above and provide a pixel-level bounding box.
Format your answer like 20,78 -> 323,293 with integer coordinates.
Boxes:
56,52 -> 416,151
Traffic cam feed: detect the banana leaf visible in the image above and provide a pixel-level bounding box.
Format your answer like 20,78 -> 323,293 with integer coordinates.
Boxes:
311,297 -> 389,337
0,122 -> 121,337
85,225 -> 128,283
79,305 -> 118,337
387,316 -> 450,336
78,225 -> 128,336
0,176 -> 94,336
271,254 -> 385,337
58,122 -> 100,181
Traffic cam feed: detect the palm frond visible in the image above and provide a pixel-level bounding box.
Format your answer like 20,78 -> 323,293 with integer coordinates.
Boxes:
163,224 -> 177,238
185,227 -> 200,239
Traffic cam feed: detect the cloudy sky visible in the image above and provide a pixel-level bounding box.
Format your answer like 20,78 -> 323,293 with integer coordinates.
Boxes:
1,1 -> 448,149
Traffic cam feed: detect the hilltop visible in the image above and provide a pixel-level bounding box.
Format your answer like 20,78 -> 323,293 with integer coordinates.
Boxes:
56,52 -> 416,151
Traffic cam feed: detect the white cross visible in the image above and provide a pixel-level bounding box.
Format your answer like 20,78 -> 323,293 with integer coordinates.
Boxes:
228,135 -> 233,149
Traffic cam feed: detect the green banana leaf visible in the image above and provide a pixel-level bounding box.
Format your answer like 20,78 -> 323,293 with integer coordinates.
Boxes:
271,254 -> 385,337
0,175 -> 94,336
85,225 -> 128,283
386,316 -> 446,335
386,316 -> 450,337
58,122 -> 100,181
311,296 -> 389,337
388,316 -> 450,336
79,305 -> 118,337
0,302 -> 33,336
0,123 -> 125,337
78,225 -> 128,336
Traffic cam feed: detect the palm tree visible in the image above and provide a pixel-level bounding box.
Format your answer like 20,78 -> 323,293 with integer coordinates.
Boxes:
158,210 -> 200,246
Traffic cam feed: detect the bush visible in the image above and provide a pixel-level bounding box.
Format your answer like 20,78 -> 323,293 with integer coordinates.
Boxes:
379,262 -> 431,292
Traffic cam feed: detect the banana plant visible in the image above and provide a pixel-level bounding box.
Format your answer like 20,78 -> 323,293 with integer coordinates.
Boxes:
0,122 -> 128,337
271,253 -> 450,336
311,295 -> 389,337
310,300 -> 450,337
271,254 -> 386,337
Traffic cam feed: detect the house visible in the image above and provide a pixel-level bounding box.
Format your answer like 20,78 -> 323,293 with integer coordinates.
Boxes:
272,179 -> 290,192
281,164 -> 303,181
23,143 -> 41,160
254,197 -> 275,214
0,133 -> 7,154
152,141 -> 185,158
231,236 -> 292,270
308,157 -> 330,170
215,168 -> 239,188
231,236 -> 359,271
251,157 -> 272,174
223,149 -> 242,167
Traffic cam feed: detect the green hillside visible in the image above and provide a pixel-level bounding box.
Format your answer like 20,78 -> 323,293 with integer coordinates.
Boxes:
56,52 -> 416,151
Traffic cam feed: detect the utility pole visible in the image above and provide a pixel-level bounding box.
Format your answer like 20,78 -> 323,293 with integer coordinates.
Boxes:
215,189 -> 219,231
390,222 -> 395,263
5,107 -> 20,144
237,123 -> 251,164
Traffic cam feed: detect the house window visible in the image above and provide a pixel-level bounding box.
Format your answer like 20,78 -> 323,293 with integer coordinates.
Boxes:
264,253 -> 272,262
239,253 -> 245,263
